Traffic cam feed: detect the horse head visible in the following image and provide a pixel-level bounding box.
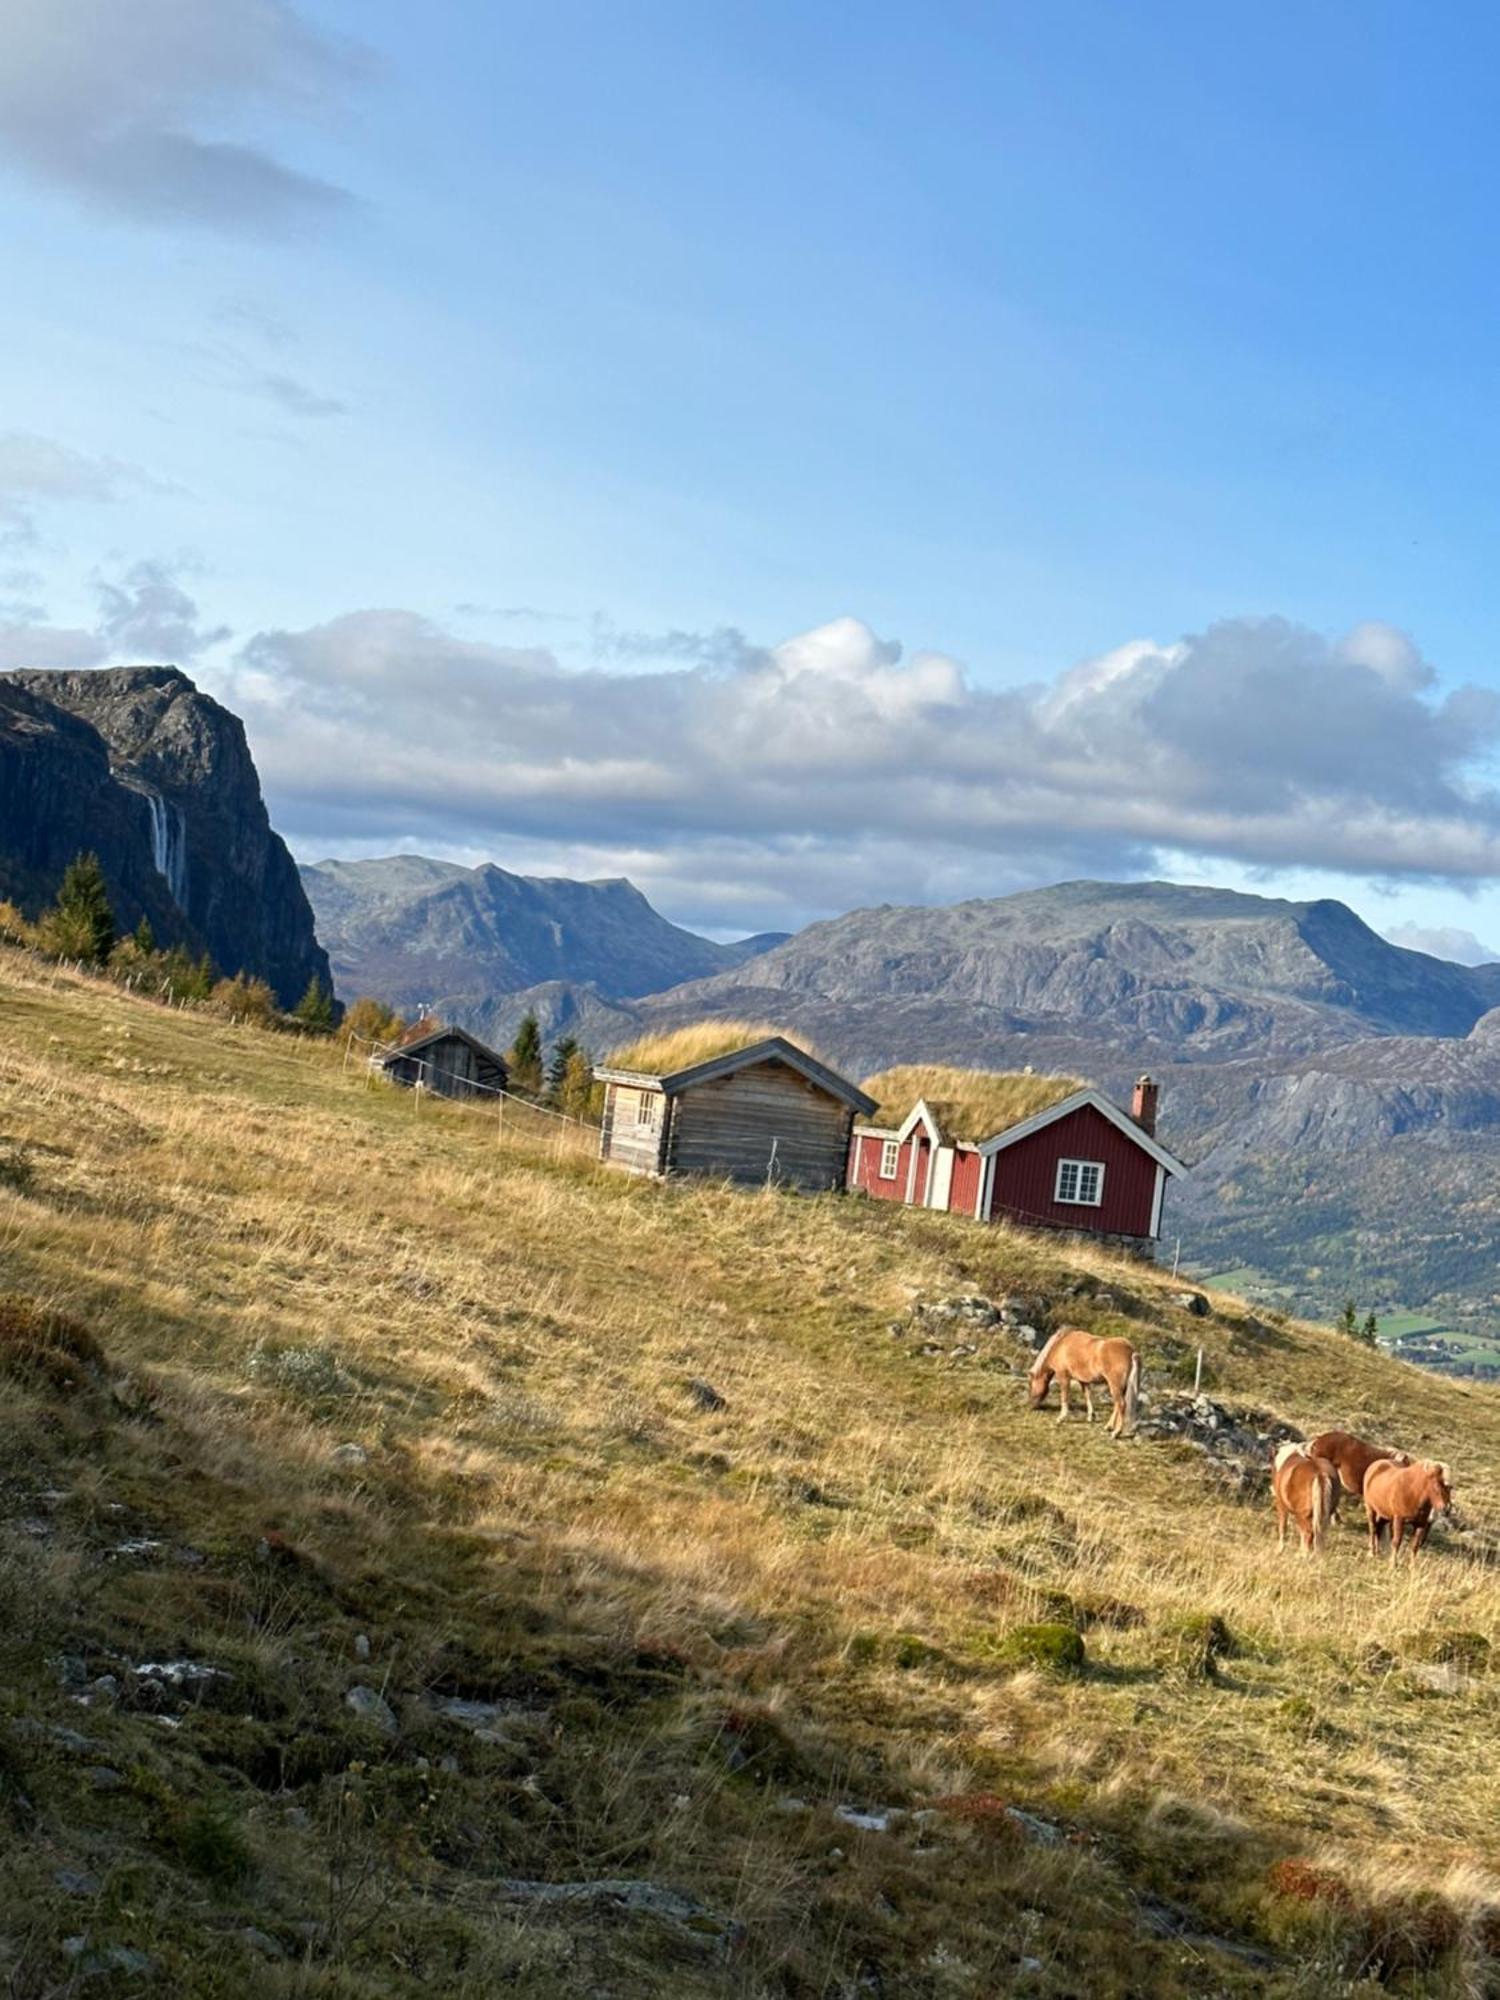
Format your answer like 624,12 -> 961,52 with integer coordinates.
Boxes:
1425,1461 -> 1453,1512
1027,1363 -> 1052,1409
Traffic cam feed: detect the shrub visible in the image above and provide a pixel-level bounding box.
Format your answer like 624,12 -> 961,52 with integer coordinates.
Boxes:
0,1142 -> 35,1196
245,1342 -> 354,1403
0,1292 -> 108,1391
991,1622 -> 1086,1675
1402,1628 -> 1490,1674
160,1798 -> 254,1887
210,974 -> 280,1028
341,995 -> 405,1049
1157,1611 -> 1234,1682
0,900 -> 33,947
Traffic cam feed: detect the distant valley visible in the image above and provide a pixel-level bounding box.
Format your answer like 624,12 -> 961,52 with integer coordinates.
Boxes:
304,863 -> 1500,1359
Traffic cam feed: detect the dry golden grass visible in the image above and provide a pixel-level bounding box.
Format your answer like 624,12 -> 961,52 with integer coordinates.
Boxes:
860,1062 -> 1085,1138
599,1016 -> 821,1076
3,944 -> 1500,1994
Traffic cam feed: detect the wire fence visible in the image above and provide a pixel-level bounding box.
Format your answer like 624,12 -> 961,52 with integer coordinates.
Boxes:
344,1031 -> 597,1131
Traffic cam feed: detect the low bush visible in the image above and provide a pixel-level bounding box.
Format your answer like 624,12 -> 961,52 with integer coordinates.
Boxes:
245,1341 -> 354,1404
990,1622 -> 1086,1675
1156,1611 -> 1234,1682
0,1292 -> 108,1391
1402,1628 -> 1491,1674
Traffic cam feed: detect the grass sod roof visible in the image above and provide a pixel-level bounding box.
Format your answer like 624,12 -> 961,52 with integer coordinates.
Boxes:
858,1063 -> 1087,1142
599,1018 -> 824,1078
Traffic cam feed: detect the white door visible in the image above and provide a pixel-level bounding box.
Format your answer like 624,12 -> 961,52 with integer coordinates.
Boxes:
927,1146 -> 955,1211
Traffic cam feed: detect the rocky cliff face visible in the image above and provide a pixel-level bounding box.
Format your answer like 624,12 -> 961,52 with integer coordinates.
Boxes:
1,666 -> 329,1007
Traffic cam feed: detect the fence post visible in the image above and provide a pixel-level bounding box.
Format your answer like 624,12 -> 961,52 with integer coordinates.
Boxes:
1193,1346 -> 1204,1396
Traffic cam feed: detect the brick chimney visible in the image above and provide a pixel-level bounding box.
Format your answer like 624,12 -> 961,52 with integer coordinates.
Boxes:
1131,1074 -> 1159,1138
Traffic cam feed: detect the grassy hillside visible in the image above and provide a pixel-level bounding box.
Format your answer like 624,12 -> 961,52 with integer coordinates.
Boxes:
3,949 -> 1500,1996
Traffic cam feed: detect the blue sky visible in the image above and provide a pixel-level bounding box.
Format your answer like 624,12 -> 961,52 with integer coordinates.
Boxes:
6,1 -> 1500,948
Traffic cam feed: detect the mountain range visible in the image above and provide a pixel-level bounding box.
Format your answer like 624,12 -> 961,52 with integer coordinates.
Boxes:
299,855 -> 785,1046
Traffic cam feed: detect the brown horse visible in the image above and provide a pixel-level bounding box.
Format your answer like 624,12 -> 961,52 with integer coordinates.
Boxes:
1306,1429 -> 1410,1522
1362,1457 -> 1452,1560
1271,1442 -> 1337,1556
1028,1329 -> 1140,1438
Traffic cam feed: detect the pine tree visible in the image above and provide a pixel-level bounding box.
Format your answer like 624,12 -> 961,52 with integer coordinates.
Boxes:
133,915 -> 156,956
1361,1310 -> 1380,1348
45,852 -> 116,965
507,1012 -> 543,1094
545,1034 -> 579,1103
292,975 -> 336,1034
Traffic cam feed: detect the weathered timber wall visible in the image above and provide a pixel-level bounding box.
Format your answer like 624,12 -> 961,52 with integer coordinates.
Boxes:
668,1060 -> 850,1189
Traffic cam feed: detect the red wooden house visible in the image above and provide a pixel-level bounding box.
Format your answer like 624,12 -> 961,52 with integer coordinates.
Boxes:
847,1066 -> 1185,1253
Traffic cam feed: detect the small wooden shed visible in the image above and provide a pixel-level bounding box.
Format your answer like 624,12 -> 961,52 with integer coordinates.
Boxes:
595,1030 -> 876,1190
379,1023 -> 508,1100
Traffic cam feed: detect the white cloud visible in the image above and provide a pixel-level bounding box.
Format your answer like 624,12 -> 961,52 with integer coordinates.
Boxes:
221,607 -> 1500,932
0,0 -> 366,232
1384,923 -> 1500,967
95,560 -> 231,661
0,432 -> 141,547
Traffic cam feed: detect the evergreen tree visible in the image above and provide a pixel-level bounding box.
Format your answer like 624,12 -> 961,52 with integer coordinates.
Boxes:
292,974 -> 336,1034
133,915 -> 156,955
545,1034 -> 579,1103
1361,1310 -> 1380,1347
45,852 -> 116,964
507,1012 -> 543,1094
1338,1299 -> 1359,1339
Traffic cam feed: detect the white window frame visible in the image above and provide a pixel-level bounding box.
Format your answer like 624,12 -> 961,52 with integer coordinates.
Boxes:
1055,1157 -> 1105,1207
879,1138 -> 900,1180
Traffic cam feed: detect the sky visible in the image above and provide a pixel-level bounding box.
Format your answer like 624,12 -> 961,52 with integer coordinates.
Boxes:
6,1 -> 1500,953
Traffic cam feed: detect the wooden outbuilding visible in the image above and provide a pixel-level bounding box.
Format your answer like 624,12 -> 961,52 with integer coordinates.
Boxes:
595,1028 -> 876,1190
848,1066 -> 1185,1255
378,1022 -> 508,1100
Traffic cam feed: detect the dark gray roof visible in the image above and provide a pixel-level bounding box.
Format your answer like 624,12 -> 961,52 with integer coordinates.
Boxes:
379,1024 -> 507,1069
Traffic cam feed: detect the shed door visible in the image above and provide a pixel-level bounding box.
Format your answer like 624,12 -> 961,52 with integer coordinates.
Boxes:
927,1146 -> 955,1211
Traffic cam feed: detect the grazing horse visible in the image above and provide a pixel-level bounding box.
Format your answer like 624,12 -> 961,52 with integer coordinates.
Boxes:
1028,1329 -> 1140,1438
1362,1457 -> 1452,1560
1271,1442 -> 1338,1556
1306,1429 -> 1410,1522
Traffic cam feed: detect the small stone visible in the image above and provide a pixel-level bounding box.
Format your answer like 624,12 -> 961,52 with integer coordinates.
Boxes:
439,1756 -> 460,1774
240,1928 -> 284,1959
85,1674 -> 120,1703
283,1805 -> 312,1830
332,1443 -> 368,1467
686,1378 -> 727,1412
345,1684 -> 398,1734
354,1634 -> 371,1662
55,1868 -> 100,1896
87,1766 -> 123,1791
1173,1291 -> 1211,1317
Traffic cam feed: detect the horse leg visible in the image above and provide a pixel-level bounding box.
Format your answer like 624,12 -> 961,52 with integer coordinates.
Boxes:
1276,1499 -> 1287,1552
1390,1517 -> 1405,1563
1365,1507 -> 1380,1557
1056,1374 -> 1071,1423
1107,1375 -> 1122,1438
1410,1514 -> 1431,1557
1083,1383 -> 1096,1424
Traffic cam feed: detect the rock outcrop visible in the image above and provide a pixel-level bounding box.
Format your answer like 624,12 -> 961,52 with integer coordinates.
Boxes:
1,666 -> 328,1007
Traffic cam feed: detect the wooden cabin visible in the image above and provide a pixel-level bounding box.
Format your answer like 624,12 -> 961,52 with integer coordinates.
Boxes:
849,1067 -> 1185,1255
378,1023 -> 508,1100
594,1030 -> 876,1190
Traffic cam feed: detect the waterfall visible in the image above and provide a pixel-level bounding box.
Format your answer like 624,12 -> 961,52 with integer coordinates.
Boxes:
144,789 -> 189,908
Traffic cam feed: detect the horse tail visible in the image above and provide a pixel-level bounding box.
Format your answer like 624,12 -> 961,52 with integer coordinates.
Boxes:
1123,1347 -> 1141,1433
1311,1464 -> 1330,1547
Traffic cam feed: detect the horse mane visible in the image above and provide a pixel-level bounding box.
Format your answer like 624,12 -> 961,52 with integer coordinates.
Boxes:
1273,1440 -> 1307,1472
1030,1330 -> 1064,1373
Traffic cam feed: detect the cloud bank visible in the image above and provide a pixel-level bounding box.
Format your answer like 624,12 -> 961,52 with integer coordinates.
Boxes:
0,0 -> 364,232
215,608 -> 1500,932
